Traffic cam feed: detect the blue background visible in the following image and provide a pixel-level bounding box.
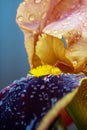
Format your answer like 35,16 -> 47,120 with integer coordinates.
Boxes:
0,0 -> 29,89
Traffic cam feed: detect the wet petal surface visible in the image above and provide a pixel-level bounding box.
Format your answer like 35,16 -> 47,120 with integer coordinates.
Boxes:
0,73 -> 86,130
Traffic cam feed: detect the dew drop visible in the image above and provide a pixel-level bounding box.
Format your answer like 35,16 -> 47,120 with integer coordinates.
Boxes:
73,60 -> 78,67
84,23 -> 87,28
42,107 -> 46,111
34,0 -> 41,4
29,15 -> 35,21
33,30 -> 37,34
22,2 -> 26,5
17,112 -> 21,115
21,115 -> 25,119
21,121 -> 24,125
30,95 -> 34,98
13,107 -> 17,110
23,89 -> 27,93
33,87 -> 37,90
22,101 -> 25,106
21,93 -> 25,98
15,122 -> 19,125
17,16 -> 24,22
40,85 -> 45,90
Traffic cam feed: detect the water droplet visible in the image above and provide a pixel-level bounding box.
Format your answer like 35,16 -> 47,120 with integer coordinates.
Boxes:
17,16 -> 24,22
40,85 -> 45,90
29,15 -> 35,21
33,30 -> 37,34
17,112 -> 21,115
30,95 -> 34,98
13,107 -> 17,110
34,0 -> 41,4
22,101 -> 25,106
23,2 -> 26,5
21,121 -> 24,125
21,115 -> 25,119
73,60 -> 78,67
33,87 -> 37,90
84,23 -> 87,27
21,93 -> 25,98
42,107 -> 46,111
41,12 -> 47,19
15,122 -> 19,125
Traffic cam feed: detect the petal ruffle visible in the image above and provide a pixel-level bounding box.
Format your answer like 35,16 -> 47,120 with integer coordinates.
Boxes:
16,0 -> 87,72
16,0 -> 61,68
43,1 -> 87,72
36,34 -> 73,72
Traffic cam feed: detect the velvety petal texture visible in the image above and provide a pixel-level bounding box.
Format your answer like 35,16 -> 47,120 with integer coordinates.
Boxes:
0,73 -> 87,130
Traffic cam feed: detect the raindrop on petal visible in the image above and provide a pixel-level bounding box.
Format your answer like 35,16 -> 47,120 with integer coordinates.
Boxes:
84,23 -> 87,28
29,15 -> 35,21
73,60 -> 78,67
34,0 -> 41,4
17,16 -> 24,22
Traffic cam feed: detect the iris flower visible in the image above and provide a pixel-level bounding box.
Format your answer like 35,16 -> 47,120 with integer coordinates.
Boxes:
0,0 -> 87,130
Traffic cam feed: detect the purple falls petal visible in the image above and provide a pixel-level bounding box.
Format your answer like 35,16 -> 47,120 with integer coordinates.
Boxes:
0,73 -> 86,130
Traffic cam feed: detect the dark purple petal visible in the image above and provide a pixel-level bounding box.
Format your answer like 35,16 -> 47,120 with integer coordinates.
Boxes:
0,73 -> 86,130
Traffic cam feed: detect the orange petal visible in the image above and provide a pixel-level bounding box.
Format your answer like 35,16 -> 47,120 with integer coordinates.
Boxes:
53,35 -> 72,66
43,2 -> 87,72
16,0 -> 60,33
36,34 -> 73,72
36,34 -> 58,65
24,32 -> 42,68
16,0 -> 87,71
16,0 -> 60,68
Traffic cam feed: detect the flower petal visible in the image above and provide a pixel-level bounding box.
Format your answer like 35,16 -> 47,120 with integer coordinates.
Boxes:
36,34 -> 73,72
16,0 -> 61,68
43,2 -> 87,72
24,33 -> 41,68
36,34 -> 58,65
16,0 -> 60,33
16,0 -> 87,71
67,78 -> 87,129
0,73 -> 86,130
